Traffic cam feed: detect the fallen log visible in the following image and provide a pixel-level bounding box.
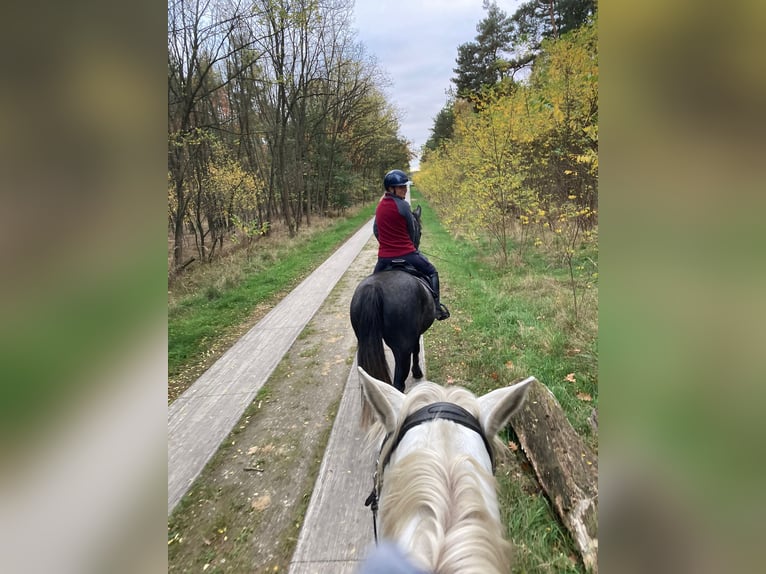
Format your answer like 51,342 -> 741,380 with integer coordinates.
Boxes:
510,379 -> 598,572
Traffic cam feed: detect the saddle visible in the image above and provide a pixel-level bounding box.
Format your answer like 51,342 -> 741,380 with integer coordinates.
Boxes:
378,259 -> 436,297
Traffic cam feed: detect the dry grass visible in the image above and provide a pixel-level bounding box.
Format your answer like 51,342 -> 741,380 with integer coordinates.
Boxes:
168,216 -> 345,306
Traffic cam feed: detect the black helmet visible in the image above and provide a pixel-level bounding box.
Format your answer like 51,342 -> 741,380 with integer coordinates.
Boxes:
383,169 -> 410,189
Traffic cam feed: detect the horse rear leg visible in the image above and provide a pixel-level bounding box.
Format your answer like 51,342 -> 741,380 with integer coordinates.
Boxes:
411,341 -> 423,380
392,349 -> 412,393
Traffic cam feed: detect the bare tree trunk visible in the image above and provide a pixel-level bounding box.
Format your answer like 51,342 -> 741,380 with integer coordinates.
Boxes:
510,379 -> 598,572
172,177 -> 186,268
548,0 -> 559,38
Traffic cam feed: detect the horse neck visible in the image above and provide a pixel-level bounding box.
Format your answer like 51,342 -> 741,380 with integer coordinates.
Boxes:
378,421 -> 511,574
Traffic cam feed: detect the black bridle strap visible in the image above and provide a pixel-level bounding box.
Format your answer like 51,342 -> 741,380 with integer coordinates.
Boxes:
379,402 -> 495,473
365,401 -> 494,546
364,488 -> 379,544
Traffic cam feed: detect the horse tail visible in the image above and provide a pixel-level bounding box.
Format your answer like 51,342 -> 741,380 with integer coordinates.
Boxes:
352,281 -> 391,428
354,282 -> 391,384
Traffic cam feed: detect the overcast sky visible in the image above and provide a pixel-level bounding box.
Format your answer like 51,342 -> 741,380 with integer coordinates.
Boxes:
351,0 -> 521,171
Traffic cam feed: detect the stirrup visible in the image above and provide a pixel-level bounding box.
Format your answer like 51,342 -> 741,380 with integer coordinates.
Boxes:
436,303 -> 450,320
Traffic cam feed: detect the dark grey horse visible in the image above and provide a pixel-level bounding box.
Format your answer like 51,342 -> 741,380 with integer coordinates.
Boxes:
350,207 -> 436,394
350,270 -> 435,393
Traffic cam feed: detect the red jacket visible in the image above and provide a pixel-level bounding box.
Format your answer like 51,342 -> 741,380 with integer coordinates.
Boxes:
373,193 -> 418,258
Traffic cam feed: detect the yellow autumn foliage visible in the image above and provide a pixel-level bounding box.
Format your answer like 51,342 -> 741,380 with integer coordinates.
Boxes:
416,16 -> 597,266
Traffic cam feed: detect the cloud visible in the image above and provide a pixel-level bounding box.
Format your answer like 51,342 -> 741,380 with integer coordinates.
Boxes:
352,1 -> 519,167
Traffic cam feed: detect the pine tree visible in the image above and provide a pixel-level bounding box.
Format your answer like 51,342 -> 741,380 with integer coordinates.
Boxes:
452,2 -> 514,99
507,0 -> 597,71
424,102 -> 456,153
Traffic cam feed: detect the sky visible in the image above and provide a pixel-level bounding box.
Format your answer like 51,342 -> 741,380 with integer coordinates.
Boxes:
351,0 -> 521,172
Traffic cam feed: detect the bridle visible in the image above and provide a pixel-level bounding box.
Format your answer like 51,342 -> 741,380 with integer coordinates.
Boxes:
364,401 -> 495,545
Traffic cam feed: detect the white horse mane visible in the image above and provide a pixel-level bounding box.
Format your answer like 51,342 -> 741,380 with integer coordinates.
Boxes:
359,370 -> 534,574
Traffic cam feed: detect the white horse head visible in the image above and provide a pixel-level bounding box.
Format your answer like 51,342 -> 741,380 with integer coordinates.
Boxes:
358,367 -> 533,574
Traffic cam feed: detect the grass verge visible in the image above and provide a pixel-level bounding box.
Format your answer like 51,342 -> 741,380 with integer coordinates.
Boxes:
168,204 -> 376,402
412,186 -> 598,573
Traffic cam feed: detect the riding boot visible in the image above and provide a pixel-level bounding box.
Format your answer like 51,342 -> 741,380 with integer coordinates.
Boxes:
428,272 -> 450,320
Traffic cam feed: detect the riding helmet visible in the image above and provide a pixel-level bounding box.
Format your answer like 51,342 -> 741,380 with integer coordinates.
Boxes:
383,169 -> 410,189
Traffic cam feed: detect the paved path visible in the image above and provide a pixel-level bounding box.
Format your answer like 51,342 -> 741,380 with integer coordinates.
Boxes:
168,193 -> 426,571
168,219 -> 374,514
288,348 -> 424,574
288,357 -> 373,573
287,191 -> 425,572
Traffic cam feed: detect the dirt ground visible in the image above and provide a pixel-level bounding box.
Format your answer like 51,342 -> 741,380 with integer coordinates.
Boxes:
168,239 -> 379,573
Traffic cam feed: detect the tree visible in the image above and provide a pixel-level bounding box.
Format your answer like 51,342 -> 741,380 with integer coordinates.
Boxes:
418,17 -> 598,276
506,0 -> 597,72
168,0 -> 414,272
424,101 -> 455,154
452,1 -> 514,99
529,17 -> 598,210
168,0 -> 264,269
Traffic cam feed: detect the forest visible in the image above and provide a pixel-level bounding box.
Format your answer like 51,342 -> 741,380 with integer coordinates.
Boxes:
168,0 -> 410,272
419,1 -> 597,280
168,0 -> 597,277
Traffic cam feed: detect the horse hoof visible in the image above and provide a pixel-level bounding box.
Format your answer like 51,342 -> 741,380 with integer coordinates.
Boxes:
412,368 -> 423,379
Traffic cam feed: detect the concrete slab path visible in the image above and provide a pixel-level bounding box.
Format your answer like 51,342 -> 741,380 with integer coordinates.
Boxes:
169,192 -> 427,572
287,357 -> 373,573
168,218 -> 374,514
289,324 -> 427,574
288,190 -> 426,572
288,349 -> 424,574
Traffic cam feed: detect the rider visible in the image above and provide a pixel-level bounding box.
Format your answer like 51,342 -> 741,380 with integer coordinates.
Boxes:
373,169 -> 450,321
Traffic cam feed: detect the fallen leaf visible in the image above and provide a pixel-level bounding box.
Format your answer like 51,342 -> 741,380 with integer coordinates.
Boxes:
564,373 -> 576,383
505,360 -> 514,369
576,392 -> 592,402
508,441 -> 519,451
446,376 -> 455,385
252,494 -> 272,512
490,372 -> 499,380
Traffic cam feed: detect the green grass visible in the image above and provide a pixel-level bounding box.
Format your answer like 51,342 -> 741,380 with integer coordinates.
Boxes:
168,204 -> 376,392
499,471 -> 582,572
412,186 -> 598,573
